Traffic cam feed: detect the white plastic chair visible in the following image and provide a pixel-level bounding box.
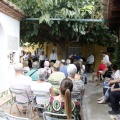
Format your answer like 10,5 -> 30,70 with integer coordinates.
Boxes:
9,88 -> 34,119
32,90 -> 50,117
43,112 -> 75,120
49,81 -> 60,95
0,109 -> 30,120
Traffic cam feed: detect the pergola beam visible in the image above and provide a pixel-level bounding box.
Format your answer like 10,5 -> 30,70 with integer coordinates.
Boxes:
25,18 -> 109,22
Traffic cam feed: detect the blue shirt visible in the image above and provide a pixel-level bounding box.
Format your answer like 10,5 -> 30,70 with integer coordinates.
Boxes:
26,69 -> 38,81
59,66 -> 68,77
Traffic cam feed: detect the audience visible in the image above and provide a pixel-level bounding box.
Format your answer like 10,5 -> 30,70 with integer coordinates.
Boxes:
10,63 -> 34,113
98,64 -> 120,104
30,68 -> 55,104
65,59 -> 71,68
48,63 -> 65,94
90,60 -> 107,86
79,59 -> 87,84
101,51 -> 111,67
59,59 -> 68,77
44,61 -> 52,79
26,61 -> 39,81
45,78 -> 81,120
108,78 -> 120,114
67,64 -> 85,100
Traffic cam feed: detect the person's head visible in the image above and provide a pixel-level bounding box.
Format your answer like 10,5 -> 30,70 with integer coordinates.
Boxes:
42,51 -> 44,55
101,51 -> 107,56
67,64 -> 77,78
44,61 -> 50,67
73,61 -> 80,73
38,68 -> 46,81
111,64 -> 118,71
101,60 -> 106,64
55,60 -> 60,65
14,63 -> 23,73
32,61 -> 39,69
53,63 -> 59,71
79,59 -> 83,63
52,50 -> 55,53
66,59 -> 71,65
50,62 -> 54,67
60,78 -> 73,120
60,59 -> 66,66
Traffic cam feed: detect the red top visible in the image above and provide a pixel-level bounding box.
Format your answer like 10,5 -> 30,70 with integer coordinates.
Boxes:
97,63 -> 106,76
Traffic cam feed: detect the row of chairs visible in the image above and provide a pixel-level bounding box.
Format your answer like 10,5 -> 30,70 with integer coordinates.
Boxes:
9,87 -> 81,120
0,109 -> 75,120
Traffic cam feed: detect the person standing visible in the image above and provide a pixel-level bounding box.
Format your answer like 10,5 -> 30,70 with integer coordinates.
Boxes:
28,52 -> 32,69
101,51 -> 111,67
49,50 -> 58,63
86,54 -> 94,73
39,51 -> 46,68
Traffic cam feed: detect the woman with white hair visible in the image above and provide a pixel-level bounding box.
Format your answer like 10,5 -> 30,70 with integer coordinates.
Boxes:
67,64 -> 85,100
44,61 -> 52,79
30,68 -> 55,99
65,59 -> 71,68
26,61 -> 39,81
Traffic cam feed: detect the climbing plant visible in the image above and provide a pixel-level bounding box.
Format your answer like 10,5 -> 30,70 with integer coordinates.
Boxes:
9,0 -> 117,48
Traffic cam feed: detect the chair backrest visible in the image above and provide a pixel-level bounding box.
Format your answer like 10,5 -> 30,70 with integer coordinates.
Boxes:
103,71 -> 113,78
71,91 -> 81,99
43,112 -> 75,120
0,109 -> 30,120
49,81 -> 60,87
9,88 -> 30,102
4,112 -> 30,120
33,90 -> 50,105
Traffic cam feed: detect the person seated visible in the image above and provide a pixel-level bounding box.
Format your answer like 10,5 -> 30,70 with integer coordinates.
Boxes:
67,64 -> 85,100
79,59 -> 87,84
48,63 -> 66,94
101,51 -> 111,67
44,78 -> 81,120
23,60 -> 30,74
30,68 -> 55,104
59,59 -> 68,77
26,61 -> 39,81
44,61 -> 52,79
98,64 -> 120,104
10,63 -> 34,113
108,79 -> 120,114
65,59 -> 71,68
90,60 -> 107,86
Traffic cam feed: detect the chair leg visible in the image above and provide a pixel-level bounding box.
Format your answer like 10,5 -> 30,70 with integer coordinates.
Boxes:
10,104 -> 12,114
29,104 -> 32,120
32,107 -> 35,117
26,105 -> 28,118
16,104 -> 21,115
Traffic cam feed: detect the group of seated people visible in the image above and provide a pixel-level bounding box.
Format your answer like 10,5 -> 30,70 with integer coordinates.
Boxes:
95,63 -> 120,119
90,51 -> 112,86
10,58 -> 86,120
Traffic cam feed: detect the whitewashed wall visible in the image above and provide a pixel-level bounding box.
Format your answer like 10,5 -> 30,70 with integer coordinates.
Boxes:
0,12 -> 20,90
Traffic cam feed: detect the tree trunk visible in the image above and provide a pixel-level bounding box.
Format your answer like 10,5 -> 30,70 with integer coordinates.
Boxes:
59,42 -> 66,59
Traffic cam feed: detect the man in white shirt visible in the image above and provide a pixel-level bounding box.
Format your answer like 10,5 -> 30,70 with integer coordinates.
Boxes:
86,54 -> 94,73
23,52 -> 29,61
39,51 -> 46,68
87,54 -> 94,64
10,63 -> 34,113
49,50 -> 58,63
